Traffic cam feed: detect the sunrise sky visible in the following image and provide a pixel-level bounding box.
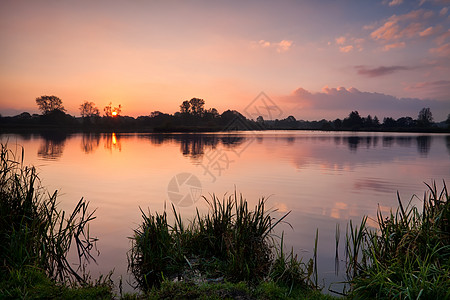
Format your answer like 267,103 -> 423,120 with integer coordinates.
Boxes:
1,0 -> 449,120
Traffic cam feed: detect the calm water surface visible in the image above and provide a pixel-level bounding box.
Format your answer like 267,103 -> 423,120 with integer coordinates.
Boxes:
2,131 -> 450,293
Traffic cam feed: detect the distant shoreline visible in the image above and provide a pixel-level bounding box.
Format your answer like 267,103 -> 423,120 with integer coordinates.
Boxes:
1,108 -> 449,134
1,127 -> 449,135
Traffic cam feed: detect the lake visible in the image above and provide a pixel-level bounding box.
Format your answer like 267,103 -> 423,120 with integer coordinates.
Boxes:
2,131 -> 450,294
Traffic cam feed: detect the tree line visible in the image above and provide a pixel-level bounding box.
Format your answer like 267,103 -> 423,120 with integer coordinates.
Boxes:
1,95 -> 449,132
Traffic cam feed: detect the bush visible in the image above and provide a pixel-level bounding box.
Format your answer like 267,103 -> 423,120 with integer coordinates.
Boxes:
346,181 -> 450,299
0,143 -> 98,285
128,193 -> 316,293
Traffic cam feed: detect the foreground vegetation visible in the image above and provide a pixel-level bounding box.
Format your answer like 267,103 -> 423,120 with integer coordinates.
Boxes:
1,143 -> 449,299
344,182 -> 450,299
128,194 -> 318,295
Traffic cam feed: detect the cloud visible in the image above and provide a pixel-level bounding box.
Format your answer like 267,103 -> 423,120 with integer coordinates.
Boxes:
370,9 -> 433,41
405,80 -> 450,101
383,42 -> 406,51
335,36 -> 364,52
339,45 -> 354,53
430,43 -> 450,56
440,7 -> 448,15
279,86 -> 450,120
388,0 -> 403,6
371,20 -> 399,40
435,29 -> 450,45
277,40 -> 293,53
406,80 -> 450,90
335,36 -> 346,45
258,40 -> 271,48
256,39 -> 293,53
355,65 -> 412,77
419,26 -> 435,37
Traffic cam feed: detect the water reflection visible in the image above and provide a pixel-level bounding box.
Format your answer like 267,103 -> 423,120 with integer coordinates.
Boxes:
416,136 -> 431,156
395,136 -> 412,147
346,136 -> 360,151
37,132 -> 67,160
353,178 -> 399,194
382,136 -> 394,147
179,135 -> 218,159
447,136 -> 450,156
24,132 -> 449,161
81,133 -> 101,154
137,134 -> 245,160
104,133 -> 122,152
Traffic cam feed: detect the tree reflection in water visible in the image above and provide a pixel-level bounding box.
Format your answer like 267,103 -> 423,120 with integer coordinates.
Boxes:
416,136 -> 432,156
81,133 -> 101,154
37,132 -> 67,160
30,132 -> 443,162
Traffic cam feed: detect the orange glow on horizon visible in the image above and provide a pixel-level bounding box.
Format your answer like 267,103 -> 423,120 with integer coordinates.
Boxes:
112,111 -> 118,116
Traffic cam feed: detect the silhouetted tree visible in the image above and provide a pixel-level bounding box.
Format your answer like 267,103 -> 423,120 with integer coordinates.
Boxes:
36,95 -> 65,114
286,116 -> 296,122
150,111 -> 163,118
364,115 -> 373,127
333,118 -> 343,129
373,116 -> 380,126
113,104 -> 122,116
417,107 -> 433,126
343,111 -> 363,129
206,108 -> 219,117
396,116 -> 415,128
79,101 -> 100,118
189,98 -> 205,117
204,108 -> 219,120
104,102 -> 122,117
383,117 -> 396,128
180,101 -> 191,115
104,102 -> 112,117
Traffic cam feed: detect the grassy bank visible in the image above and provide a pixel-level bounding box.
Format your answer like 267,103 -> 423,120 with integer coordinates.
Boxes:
1,143 -> 448,299
127,193 -> 320,298
0,144 -> 114,299
344,182 -> 450,299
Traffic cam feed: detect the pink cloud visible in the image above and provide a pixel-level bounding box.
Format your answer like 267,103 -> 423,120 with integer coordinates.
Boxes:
371,20 -> 400,40
255,39 -> 293,53
406,80 -> 450,90
258,40 -> 271,48
419,26 -> 435,37
277,40 -> 293,53
279,86 -> 450,120
430,43 -> 450,56
435,29 -> 450,45
339,45 -> 354,53
335,36 -> 346,45
383,42 -> 406,51
405,80 -> 450,101
370,9 -> 433,42
388,0 -> 403,6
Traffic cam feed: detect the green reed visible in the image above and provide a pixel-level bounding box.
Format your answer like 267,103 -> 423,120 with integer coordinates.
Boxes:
0,143 -> 98,285
344,181 -> 450,299
128,192 -> 318,294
